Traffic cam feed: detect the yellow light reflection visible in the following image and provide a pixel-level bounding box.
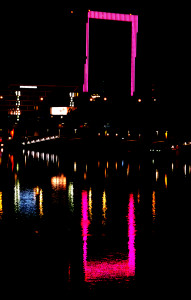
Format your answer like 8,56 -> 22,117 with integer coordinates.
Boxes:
127,164 -> 130,176
165,174 -> 168,189
34,187 -> 44,217
89,188 -> 93,221
39,189 -> 43,217
51,174 -> 67,190
102,190 -> 107,225
74,162 -> 77,172
34,186 -> 40,196
156,169 -> 159,182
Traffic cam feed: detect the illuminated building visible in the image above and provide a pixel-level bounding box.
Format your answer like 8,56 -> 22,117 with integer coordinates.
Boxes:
83,11 -> 138,97
0,84 -> 80,138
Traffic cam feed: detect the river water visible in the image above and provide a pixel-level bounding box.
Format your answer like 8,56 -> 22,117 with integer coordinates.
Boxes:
0,148 -> 189,295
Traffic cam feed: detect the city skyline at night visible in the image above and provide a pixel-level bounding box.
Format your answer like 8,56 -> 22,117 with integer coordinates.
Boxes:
1,7 -> 190,295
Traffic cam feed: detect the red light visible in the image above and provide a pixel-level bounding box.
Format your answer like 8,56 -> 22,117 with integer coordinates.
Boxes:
10,129 -> 14,139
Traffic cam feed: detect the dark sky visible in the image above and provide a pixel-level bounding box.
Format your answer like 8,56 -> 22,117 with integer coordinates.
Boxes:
1,7 -> 145,90
1,9 -> 84,86
150,7 -> 191,130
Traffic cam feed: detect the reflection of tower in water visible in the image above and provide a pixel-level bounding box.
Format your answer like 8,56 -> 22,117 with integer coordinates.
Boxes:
81,189 -> 136,283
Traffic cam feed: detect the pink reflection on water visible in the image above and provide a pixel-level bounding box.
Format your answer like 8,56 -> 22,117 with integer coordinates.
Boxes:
127,193 -> 136,276
81,190 -> 90,280
81,190 -> 136,283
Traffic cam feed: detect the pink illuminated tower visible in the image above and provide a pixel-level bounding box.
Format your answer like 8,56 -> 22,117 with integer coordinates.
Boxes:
83,10 -> 139,96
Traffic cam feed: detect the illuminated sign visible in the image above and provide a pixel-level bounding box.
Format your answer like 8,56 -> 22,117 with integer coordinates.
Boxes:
50,107 -> 77,116
20,86 -> 37,89
50,107 -> 68,115
83,11 -> 138,96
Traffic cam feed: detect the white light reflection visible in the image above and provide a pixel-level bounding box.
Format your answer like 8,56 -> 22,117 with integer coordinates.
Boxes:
14,175 -> 20,213
23,150 -> 60,166
51,154 -> 54,163
36,152 -> 40,160
184,164 -> 187,177
68,182 -> 74,213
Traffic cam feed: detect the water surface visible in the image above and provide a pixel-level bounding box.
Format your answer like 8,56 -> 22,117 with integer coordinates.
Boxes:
1,148 -> 188,293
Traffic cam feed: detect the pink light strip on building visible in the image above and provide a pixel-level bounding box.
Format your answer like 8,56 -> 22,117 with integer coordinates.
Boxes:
83,11 -> 138,96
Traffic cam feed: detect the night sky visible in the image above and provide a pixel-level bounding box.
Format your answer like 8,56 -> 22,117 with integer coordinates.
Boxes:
3,6 -> 188,120
1,7 -> 187,96
151,7 -> 191,129
1,7 -> 145,90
